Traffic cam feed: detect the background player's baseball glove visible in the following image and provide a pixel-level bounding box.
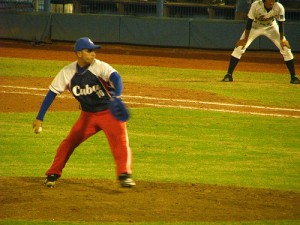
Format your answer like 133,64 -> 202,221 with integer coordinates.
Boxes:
109,97 -> 130,122
280,40 -> 291,49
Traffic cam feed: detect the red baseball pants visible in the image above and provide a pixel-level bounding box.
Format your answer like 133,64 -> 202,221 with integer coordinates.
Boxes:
46,109 -> 132,178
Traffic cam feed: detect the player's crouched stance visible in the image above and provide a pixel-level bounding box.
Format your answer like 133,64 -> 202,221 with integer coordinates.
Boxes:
222,0 -> 299,84
32,37 -> 136,188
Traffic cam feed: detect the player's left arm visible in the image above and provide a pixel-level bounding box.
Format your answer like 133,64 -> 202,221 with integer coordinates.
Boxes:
108,72 -> 130,122
277,3 -> 290,49
278,21 -> 290,49
109,72 -> 123,97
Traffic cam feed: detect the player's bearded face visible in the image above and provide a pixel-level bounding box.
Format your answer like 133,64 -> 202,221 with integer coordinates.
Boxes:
264,0 -> 275,9
78,49 -> 96,66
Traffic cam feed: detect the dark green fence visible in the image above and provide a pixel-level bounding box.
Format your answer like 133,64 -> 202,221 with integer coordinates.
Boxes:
1,0 -> 299,21
1,12 -> 300,51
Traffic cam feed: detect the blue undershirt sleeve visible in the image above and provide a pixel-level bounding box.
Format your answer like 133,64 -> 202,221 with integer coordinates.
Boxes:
245,18 -> 253,30
109,72 -> 123,97
36,90 -> 57,121
278,21 -> 284,33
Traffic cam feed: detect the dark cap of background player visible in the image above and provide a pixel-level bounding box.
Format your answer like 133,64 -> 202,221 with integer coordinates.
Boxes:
74,37 -> 101,52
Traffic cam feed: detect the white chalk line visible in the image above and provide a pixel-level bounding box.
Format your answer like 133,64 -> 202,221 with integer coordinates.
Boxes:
125,95 -> 300,112
0,90 -> 71,98
127,101 -> 300,118
1,86 -> 300,118
1,85 -> 46,91
1,85 -> 300,112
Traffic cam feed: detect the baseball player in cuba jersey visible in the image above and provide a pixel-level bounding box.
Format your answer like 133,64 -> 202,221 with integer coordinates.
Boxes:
222,0 -> 300,84
32,37 -> 136,188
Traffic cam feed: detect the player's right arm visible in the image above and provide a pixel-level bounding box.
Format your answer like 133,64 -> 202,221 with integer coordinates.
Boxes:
235,18 -> 253,49
235,1 -> 255,49
33,90 -> 57,134
33,63 -> 76,134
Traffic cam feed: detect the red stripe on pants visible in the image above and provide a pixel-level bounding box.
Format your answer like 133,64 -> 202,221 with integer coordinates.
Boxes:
46,109 -> 132,177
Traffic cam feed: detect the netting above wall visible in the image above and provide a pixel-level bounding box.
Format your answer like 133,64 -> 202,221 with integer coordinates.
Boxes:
0,0 -> 35,12
0,0 -> 299,21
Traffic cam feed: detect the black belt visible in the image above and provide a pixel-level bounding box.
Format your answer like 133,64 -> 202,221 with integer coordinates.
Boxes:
253,20 -> 274,26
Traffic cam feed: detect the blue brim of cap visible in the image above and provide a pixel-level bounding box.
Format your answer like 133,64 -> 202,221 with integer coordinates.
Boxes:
74,45 -> 101,52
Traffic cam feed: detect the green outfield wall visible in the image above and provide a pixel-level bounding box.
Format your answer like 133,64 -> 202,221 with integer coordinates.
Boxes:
1,12 -> 299,51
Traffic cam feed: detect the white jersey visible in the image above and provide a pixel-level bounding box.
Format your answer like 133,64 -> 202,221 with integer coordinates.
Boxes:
50,59 -> 116,94
248,0 -> 285,25
231,0 -> 293,63
50,59 -> 117,112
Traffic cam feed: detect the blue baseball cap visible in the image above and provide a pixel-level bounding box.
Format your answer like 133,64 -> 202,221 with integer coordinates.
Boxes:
74,37 -> 101,52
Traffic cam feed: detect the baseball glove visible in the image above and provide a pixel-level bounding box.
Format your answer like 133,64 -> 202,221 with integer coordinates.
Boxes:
235,39 -> 247,49
109,97 -> 130,122
280,40 -> 291,49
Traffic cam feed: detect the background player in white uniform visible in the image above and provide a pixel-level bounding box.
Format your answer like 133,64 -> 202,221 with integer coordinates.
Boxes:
222,0 -> 299,84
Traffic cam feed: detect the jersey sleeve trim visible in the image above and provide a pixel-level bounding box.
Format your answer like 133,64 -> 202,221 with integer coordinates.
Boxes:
49,84 -> 63,94
276,3 -> 285,22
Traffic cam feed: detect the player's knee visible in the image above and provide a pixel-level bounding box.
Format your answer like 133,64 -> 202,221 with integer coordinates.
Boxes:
280,47 -> 294,61
232,46 -> 245,59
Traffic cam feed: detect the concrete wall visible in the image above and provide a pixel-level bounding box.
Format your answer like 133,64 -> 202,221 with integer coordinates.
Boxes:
0,12 -> 299,51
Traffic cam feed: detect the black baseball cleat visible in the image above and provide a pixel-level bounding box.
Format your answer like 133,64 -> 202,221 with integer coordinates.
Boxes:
119,173 -> 136,188
44,174 -> 59,188
290,76 -> 300,84
222,73 -> 233,82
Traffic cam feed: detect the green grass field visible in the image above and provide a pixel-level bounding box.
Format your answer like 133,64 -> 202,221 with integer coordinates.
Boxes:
0,57 -> 299,225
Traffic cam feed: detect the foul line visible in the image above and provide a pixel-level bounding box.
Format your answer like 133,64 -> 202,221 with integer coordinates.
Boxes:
0,90 -> 72,98
1,85 -> 300,112
127,102 -> 300,119
1,85 -> 300,118
124,95 -> 300,112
